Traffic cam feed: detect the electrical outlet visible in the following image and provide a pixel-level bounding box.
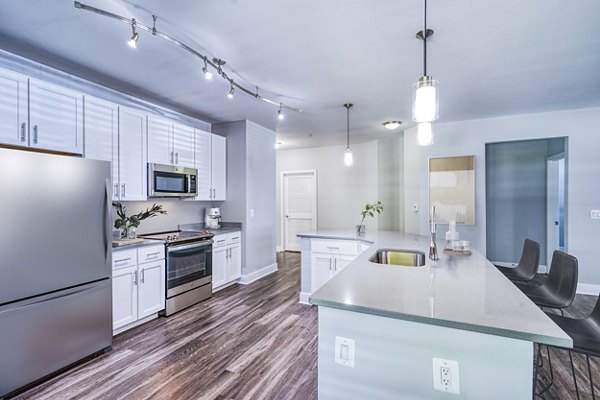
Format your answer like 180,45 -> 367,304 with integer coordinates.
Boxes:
591,210 -> 600,219
334,336 -> 355,368
413,203 -> 419,212
433,358 -> 460,395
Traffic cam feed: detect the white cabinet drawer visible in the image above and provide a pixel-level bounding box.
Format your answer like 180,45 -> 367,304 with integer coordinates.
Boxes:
112,248 -> 137,270
311,239 -> 358,256
228,231 -> 241,244
138,245 -> 165,264
213,234 -> 228,248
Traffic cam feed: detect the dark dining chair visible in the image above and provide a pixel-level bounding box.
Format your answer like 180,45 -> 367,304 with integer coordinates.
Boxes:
540,297 -> 600,400
495,239 -> 540,282
516,250 -> 578,314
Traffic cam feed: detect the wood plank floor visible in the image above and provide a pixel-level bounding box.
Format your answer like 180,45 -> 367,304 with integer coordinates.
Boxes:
12,252 -> 600,399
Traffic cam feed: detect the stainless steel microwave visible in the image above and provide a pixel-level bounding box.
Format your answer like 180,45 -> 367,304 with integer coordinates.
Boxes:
148,163 -> 197,198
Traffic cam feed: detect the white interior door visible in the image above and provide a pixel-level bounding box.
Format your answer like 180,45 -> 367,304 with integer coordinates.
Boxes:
282,171 -> 317,251
546,155 -> 565,266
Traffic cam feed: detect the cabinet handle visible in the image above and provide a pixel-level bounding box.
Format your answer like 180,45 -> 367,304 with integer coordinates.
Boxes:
146,252 -> 161,259
175,152 -> 179,164
115,257 -> 131,264
170,151 -> 174,164
212,188 -> 216,198
121,183 -> 126,198
33,125 -> 38,144
133,270 -> 138,286
140,269 -> 145,283
20,123 -> 26,142
326,246 -> 340,250
334,258 -> 338,271
114,183 -> 119,198
209,188 -> 212,198
328,258 -> 332,271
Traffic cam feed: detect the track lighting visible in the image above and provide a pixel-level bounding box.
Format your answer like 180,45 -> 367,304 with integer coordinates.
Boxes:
416,122 -> 434,146
202,59 -> 213,80
277,104 -> 284,120
227,83 -> 235,99
343,103 -> 354,167
127,19 -> 139,48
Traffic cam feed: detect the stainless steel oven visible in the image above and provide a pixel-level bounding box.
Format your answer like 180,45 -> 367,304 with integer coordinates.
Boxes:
148,163 -> 197,198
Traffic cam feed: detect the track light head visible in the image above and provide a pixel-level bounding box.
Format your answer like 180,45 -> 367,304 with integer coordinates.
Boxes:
127,19 -> 138,48
202,60 -> 213,80
277,104 -> 284,120
227,84 -> 235,99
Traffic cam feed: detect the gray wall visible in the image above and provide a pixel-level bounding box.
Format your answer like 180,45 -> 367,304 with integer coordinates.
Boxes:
404,106 -> 600,288
214,120 -> 277,276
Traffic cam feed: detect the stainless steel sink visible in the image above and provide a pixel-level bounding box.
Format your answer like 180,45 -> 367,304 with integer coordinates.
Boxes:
369,249 -> 426,267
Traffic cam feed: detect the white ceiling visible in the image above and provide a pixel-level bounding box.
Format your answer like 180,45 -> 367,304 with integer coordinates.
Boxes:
0,0 -> 599,149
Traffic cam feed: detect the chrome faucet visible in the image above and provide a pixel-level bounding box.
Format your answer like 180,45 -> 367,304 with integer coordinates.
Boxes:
429,206 -> 439,261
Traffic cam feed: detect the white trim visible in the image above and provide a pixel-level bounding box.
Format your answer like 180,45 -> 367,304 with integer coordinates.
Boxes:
239,263 -> 278,285
212,279 -> 239,293
577,284 -> 600,296
276,245 -> 284,252
299,292 -> 312,305
113,313 -> 158,336
280,170 -> 318,251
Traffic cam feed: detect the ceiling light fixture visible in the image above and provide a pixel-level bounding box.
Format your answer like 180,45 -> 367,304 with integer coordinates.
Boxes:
74,1 -> 301,114
127,19 -> 139,48
202,58 -> 213,80
227,82 -> 235,99
383,120 -> 402,130
343,103 -> 354,167
277,104 -> 284,120
416,122 -> 434,146
412,0 -> 438,124
275,141 -> 282,149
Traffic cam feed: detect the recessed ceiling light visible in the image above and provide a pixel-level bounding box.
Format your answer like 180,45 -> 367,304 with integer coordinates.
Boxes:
382,121 -> 402,130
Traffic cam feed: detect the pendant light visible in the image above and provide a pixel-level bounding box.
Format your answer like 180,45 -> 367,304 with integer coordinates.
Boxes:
412,0 -> 438,124
343,103 -> 354,167
416,122 -> 434,146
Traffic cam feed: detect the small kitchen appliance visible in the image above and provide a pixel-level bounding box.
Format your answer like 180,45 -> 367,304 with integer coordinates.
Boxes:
205,207 -> 222,229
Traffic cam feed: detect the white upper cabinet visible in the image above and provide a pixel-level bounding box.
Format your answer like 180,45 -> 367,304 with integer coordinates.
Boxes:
83,96 -> 119,199
148,116 -> 196,168
211,134 -> 227,201
0,67 -> 27,147
28,78 -> 83,154
194,129 -> 212,201
119,107 -> 147,201
173,122 -> 195,168
147,115 -> 173,166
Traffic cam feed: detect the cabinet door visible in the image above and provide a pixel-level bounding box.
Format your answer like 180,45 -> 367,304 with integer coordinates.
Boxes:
112,265 -> 138,331
195,129 -> 212,201
311,253 -> 334,293
119,107 -> 147,200
147,115 -> 173,166
212,245 -> 228,291
227,244 -> 242,281
173,123 -> 195,168
333,255 -> 356,276
84,96 -> 119,200
211,134 -> 227,200
138,260 -> 165,319
29,79 -> 83,154
0,67 -> 28,147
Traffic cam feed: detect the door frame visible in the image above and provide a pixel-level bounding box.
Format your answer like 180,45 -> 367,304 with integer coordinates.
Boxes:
280,170 -> 318,252
546,152 -> 567,270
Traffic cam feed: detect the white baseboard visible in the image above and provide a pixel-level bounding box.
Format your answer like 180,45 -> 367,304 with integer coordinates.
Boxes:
577,284 -> 600,296
276,245 -> 283,252
299,292 -> 312,305
239,263 -> 278,285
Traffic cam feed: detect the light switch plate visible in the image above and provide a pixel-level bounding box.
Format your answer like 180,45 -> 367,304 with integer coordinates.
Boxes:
334,336 -> 355,367
433,357 -> 460,395
591,210 -> 600,219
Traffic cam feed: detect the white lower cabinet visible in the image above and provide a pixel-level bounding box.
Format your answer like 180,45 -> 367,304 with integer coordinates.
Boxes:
212,232 -> 242,292
112,245 -> 165,333
310,239 -> 359,293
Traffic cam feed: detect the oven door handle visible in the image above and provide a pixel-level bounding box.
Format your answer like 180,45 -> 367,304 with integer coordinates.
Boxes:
167,240 -> 214,253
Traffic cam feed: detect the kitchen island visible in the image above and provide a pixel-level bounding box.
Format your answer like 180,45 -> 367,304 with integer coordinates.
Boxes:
299,230 -> 571,400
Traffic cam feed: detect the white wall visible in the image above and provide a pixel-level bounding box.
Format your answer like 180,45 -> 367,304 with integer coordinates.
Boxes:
404,106 -> 600,288
276,138 -> 403,249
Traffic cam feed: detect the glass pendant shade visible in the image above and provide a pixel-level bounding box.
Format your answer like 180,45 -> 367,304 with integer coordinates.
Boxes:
344,148 -> 354,166
416,122 -> 434,146
412,76 -> 439,123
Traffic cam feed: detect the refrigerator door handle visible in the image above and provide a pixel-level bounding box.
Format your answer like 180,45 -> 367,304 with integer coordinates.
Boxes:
104,179 -> 111,262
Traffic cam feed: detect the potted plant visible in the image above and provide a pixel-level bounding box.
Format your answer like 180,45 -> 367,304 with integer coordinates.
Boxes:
113,202 -> 167,240
357,201 -> 383,234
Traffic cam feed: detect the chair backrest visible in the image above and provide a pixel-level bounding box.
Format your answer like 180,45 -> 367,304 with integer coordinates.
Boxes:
546,250 -> 578,307
589,295 -> 600,324
516,239 -> 540,280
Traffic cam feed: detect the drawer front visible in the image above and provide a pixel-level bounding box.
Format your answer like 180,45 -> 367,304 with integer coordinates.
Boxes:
311,239 -> 358,256
228,231 -> 242,244
138,245 -> 165,264
112,248 -> 137,270
213,234 -> 228,248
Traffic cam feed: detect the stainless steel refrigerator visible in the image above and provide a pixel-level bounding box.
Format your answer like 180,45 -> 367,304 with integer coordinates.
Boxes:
0,148 -> 112,397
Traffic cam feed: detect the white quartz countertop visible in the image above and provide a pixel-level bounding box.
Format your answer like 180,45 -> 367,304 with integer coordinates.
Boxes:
301,230 -> 572,347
